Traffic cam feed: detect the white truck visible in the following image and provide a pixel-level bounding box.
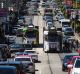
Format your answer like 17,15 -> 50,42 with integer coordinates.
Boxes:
43,27 -> 62,52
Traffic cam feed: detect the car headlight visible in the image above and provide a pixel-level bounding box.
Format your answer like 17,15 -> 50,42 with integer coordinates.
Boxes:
74,72 -> 80,74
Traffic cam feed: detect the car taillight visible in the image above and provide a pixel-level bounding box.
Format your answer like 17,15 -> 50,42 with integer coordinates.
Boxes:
20,70 -> 25,74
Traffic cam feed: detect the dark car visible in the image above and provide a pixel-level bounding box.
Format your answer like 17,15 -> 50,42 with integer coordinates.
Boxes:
0,61 -> 25,74
64,27 -> 74,36
62,54 -> 78,71
0,44 -> 11,60
9,44 -> 32,53
0,66 -> 17,74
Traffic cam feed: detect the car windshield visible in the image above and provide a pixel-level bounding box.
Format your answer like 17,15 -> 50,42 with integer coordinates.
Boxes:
75,60 -> 80,68
25,31 -> 36,38
64,55 -> 73,62
62,22 -> 70,25
63,25 -> 69,27
25,51 -> 36,54
47,19 -> 53,22
9,44 -> 23,48
15,58 -> 31,61
65,28 -> 73,31
48,33 -> 59,42
10,44 -> 31,49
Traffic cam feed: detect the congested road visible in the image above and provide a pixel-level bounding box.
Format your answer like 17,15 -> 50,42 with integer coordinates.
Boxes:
0,0 -> 80,74
32,14 -> 68,74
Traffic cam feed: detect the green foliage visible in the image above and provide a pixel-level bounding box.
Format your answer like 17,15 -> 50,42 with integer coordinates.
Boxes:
76,25 -> 80,33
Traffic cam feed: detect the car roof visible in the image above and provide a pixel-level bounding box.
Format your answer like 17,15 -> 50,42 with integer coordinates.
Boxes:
65,53 -> 79,56
0,66 -> 16,70
15,55 -> 31,58
59,19 -> 70,22
0,61 -> 22,64
72,56 -> 80,58
24,50 -> 36,52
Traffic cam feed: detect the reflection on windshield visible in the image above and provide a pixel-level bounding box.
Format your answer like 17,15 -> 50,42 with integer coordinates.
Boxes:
10,44 -> 31,48
75,60 -> 80,68
0,70 -> 16,74
62,22 -> 70,25
48,33 -> 59,42
26,31 -> 36,38
15,58 -> 30,61
25,51 -> 35,54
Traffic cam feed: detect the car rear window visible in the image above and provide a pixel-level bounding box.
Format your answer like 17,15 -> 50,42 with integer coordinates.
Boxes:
15,58 -> 31,61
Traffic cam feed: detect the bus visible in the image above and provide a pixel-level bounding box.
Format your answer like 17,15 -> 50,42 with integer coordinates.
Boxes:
24,25 -> 39,46
43,27 -> 62,52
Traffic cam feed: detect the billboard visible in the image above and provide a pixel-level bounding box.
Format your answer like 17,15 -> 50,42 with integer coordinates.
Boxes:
0,8 -> 8,17
64,0 -> 73,7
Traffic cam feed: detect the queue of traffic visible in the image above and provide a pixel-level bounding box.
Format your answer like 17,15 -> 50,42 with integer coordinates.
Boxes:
0,0 -> 80,74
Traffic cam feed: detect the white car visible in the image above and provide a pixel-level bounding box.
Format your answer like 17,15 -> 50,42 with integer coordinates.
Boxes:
14,55 -> 35,74
68,58 -> 80,74
24,50 -> 38,62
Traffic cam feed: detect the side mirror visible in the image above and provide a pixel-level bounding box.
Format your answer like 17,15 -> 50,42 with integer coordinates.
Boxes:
11,56 -> 15,58
67,64 -> 73,69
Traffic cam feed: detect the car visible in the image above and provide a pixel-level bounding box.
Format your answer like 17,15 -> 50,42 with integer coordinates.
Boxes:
0,61 -> 25,74
0,66 -> 17,74
5,35 -> 16,44
62,54 -> 78,71
24,50 -> 38,62
0,44 -> 11,59
69,56 -> 80,65
46,22 -> 53,29
62,25 -> 69,32
15,52 -> 25,56
44,15 -> 53,21
63,27 -> 74,36
9,44 -> 32,53
67,58 -> 80,74
14,55 -> 35,74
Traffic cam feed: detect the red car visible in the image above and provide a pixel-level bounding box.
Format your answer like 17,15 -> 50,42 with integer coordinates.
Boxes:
67,56 -> 80,74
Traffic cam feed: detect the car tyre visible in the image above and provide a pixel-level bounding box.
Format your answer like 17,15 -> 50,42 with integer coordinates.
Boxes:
62,67 -> 65,71
32,72 -> 35,74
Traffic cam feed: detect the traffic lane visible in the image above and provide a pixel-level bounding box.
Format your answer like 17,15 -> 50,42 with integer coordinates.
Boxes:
35,48 -> 51,74
35,48 -> 67,74
33,16 -> 39,26
48,53 -> 67,74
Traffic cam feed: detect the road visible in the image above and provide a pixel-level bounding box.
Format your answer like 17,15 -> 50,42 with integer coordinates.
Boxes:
32,13 -> 68,74
14,1 -> 78,74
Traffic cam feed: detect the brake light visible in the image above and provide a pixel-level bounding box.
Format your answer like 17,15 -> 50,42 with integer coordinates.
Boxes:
20,70 -> 25,74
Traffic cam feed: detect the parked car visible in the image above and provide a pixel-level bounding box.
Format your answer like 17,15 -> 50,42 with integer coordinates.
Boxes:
0,66 -> 17,74
14,55 -> 35,74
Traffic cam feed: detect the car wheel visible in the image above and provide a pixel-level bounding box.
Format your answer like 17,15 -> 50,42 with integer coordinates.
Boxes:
62,67 -> 65,71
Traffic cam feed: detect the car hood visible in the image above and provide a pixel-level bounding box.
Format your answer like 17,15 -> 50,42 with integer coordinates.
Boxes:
28,53 -> 38,56
72,68 -> 80,73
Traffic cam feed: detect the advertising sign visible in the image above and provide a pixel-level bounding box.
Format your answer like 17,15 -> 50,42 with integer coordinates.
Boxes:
66,0 -> 73,6
0,8 -> 8,17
